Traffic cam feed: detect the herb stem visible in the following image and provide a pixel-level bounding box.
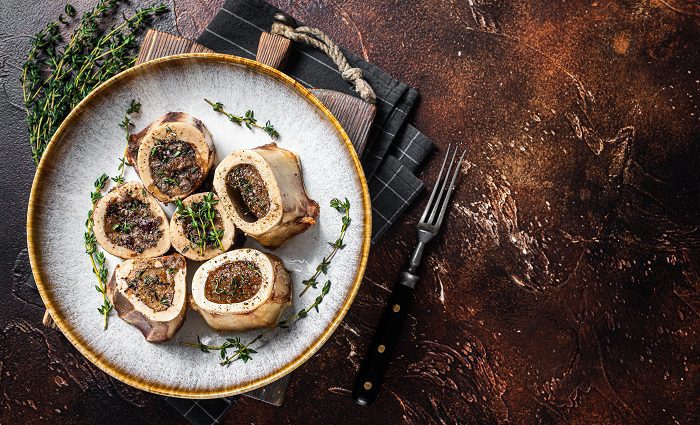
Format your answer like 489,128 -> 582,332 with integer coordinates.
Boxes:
180,341 -> 228,350
87,247 -> 108,329
84,173 -> 113,329
299,198 -> 351,296
208,215 -> 225,253
113,99 -> 141,185
204,98 -> 279,139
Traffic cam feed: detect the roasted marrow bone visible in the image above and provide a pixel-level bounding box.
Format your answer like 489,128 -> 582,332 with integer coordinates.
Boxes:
214,143 -> 319,248
128,112 -> 215,203
170,192 -> 237,261
107,254 -> 187,342
93,181 -> 170,259
190,248 -> 291,331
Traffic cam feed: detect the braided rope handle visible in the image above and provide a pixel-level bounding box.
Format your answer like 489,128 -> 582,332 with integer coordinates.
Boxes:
271,20 -> 377,104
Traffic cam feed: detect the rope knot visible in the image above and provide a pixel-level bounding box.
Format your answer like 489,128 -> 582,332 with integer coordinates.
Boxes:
269,22 -> 377,104
341,67 -> 363,82
342,67 -> 376,104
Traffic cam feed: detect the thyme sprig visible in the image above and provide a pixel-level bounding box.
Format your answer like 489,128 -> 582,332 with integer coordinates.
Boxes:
300,197 -> 351,296
83,97 -> 141,329
181,336 -> 257,364
21,1 -> 167,164
204,98 -> 279,139
84,173 -> 113,329
113,99 -> 141,184
182,279 -> 332,366
174,193 -> 225,255
182,198 -> 349,366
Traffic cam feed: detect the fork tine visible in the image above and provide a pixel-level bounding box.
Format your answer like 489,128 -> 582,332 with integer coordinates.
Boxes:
434,149 -> 466,228
419,144 -> 452,223
426,145 -> 459,225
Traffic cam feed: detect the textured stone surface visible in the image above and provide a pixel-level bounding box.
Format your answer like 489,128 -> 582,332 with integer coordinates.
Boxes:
1,0 -> 698,423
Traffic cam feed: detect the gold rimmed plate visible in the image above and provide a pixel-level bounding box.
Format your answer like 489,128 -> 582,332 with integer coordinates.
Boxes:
27,54 -> 371,398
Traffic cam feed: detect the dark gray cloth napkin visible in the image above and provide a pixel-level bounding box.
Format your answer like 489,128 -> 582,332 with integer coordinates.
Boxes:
165,0 -> 434,422
198,0 -> 434,242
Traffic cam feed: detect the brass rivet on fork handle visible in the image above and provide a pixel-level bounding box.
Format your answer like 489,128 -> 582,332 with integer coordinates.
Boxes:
352,144 -> 466,406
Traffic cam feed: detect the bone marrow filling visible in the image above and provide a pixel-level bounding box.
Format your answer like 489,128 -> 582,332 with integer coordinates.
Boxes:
205,261 -> 262,304
149,133 -> 203,196
105,197 -> 163,253
226,164 -> 270,221
125,266 -> 176,312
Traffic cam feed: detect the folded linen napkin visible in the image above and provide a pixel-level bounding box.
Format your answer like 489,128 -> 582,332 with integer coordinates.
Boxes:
165,0 -> 434,422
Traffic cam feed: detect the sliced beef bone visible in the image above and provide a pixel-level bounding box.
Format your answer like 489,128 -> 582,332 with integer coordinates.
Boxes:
93,181 -> 170,259
213,143 -> 319,248
170,192 -> 237,261
128,112 -> 215,203
107,253 -> 187,342
190,248 -> 292,331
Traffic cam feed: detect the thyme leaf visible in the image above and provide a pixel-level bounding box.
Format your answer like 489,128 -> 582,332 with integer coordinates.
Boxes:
64,4 -> 77,18
204,98 -> 279,139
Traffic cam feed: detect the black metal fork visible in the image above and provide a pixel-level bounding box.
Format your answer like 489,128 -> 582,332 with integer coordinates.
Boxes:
353,144 -> 466,405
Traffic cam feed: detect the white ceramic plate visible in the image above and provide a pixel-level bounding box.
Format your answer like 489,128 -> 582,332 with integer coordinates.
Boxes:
27,54 -> 371,398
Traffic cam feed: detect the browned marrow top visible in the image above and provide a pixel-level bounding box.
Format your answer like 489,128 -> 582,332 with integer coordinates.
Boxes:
125,261 -> 179,312
205,260 -> 262,304
226,164 -> 270,220
104,196 -> 164,254
93,181 -> 170,259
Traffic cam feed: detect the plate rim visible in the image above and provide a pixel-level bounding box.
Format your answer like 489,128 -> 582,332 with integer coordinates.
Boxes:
26,53 -> 372,399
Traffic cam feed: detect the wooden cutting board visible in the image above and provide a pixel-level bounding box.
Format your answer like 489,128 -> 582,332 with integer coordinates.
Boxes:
137,30 -> 376,154
41,28 -> 377,406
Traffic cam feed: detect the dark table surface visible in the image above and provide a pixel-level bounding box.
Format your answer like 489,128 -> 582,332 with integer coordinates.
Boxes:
2,1 -> 698,424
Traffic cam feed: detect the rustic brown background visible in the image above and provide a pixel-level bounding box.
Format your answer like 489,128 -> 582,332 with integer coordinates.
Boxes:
1,0 -> 698,424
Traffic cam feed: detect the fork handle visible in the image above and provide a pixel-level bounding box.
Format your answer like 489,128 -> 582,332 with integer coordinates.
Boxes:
353,271 -> 418,405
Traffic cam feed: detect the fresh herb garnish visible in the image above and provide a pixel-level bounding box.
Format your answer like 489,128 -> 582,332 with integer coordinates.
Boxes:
21,1 -> 167,165
111,156 -> 129,185
174,192 -> 225,255
111,221 -> 133,233
64,4 -> 77,18
300,197 -> 350,296
84,173 -> 113,329
182,198 -> 349,366
115,99 -> 142,185
162,176 -> 179,186
120,99 -> 142,129
204,98 -> 279,139
184,336 -> 257,364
